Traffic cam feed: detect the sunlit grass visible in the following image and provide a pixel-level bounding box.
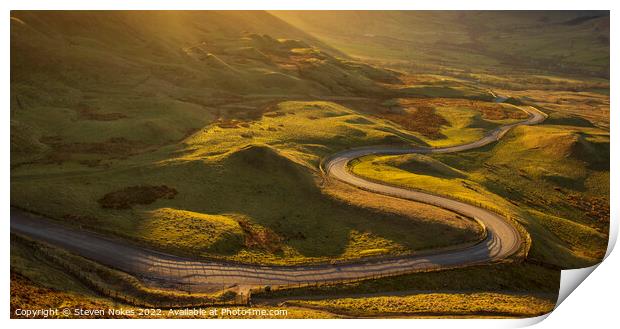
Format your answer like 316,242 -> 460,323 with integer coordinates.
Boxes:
284,292 -> 556,318
11,101 -> 485,265
349,123 -> 609,268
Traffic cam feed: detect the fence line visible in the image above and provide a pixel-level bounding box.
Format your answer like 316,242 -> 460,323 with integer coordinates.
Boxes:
27,239 -> 243,309
25,230 -> 521,308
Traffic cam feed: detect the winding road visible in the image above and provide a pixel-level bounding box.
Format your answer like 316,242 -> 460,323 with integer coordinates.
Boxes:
10,104 -> 547,294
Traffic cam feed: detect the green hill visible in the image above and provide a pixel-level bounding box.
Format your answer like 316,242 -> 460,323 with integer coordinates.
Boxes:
10,10 -> 609,316
272,11 -> 609,77
10,11 -> 409,167
350,123 -> 609,268
11,101 -> 483,265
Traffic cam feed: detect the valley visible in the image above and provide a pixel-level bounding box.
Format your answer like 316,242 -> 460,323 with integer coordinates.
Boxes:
10,11 -> 609,319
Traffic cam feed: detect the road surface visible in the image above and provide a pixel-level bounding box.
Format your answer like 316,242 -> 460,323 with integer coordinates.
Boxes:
11,104 -> 546,293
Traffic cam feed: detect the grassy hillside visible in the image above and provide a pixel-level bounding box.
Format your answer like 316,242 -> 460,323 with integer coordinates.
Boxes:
11,11 -> 494,167
283,292 -> 555,318
9,11 -> 389,165
272,11 -> 609,77
379,98 -> 528,147
11,233 -> 326,318
351,120 -> 609,268
10,273 -> 331,319
12,101 -> 486,265
9,10 -> 610,317
9,11 -> 509,265
254,260 -> 559,317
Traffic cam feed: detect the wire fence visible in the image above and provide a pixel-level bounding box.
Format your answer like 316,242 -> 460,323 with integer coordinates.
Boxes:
28,240 -> 245,308
21,220 -> 528,309
247,260 -> 494,303
22,231 -> 526,309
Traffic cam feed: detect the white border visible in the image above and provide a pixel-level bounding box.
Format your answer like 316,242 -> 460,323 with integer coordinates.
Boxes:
3,1 -> 617,328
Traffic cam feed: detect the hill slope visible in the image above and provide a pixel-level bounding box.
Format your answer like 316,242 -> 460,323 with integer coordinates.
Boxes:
10,11 -> 405,166
272,11 -> 609,77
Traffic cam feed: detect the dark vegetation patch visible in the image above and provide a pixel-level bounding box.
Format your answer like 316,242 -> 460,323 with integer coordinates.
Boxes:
345,117 -> 374,125
374,97 -> 528,139
41,136 -> 147,159
263,111 -> 286,118
77,159 -> 104,168
216,100 -> 288,123
543,174 -> 585,192
477,104 -> 528,120
400,98 -> 528,121
76,104 -> 128,121
62,213 -> 101,226
98,185 -> 178,209
237,219 -> 283,253
565,193 -> 609,228
378,100 -> 449,139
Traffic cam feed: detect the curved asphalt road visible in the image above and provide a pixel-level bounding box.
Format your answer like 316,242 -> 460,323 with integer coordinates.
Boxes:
10,104 -> 547,294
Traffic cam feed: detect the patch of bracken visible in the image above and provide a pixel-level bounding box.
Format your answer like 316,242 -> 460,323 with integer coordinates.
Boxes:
379,105 -> 449,139
98,185 -> 178,209
237,219 -> 283,253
